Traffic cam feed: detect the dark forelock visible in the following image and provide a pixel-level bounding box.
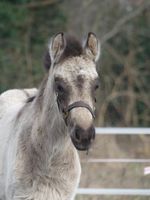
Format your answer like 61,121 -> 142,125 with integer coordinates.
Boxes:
44,34 -> 83,70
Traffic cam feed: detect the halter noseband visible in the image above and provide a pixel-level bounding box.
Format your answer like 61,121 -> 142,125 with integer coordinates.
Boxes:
62,101 -> 95,120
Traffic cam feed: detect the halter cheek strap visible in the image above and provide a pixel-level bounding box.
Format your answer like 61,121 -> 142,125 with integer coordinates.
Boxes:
63,101 -> 95,119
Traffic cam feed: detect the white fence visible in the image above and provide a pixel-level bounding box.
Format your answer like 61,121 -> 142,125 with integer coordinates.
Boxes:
77,188 -> 150,196
77,127 -> 150,197
95,127 -> 150,135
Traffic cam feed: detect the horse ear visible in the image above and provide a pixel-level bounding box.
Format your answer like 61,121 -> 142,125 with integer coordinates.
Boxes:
49,32 -> 66,64
84,32 -> 100,62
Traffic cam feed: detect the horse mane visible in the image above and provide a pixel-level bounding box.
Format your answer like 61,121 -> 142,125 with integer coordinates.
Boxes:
44,34 -> 83,70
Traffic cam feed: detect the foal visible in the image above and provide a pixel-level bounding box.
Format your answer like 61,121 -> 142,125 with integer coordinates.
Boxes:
0,32 -> 100,200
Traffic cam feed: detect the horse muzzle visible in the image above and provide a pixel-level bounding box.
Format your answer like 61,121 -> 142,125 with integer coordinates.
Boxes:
61,100 -> 96,151
71,125 -> 95,151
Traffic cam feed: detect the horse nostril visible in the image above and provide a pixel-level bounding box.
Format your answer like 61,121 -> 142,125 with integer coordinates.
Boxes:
89,126 -> 95,140
73,125 -> 95,142
71,125 -> 95,151
74,127 -> 81,142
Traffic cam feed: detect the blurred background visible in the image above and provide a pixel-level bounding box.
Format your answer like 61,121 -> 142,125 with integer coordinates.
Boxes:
0,0 -> 149,199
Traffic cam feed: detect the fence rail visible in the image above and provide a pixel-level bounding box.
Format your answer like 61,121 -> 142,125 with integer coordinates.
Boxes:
82,158 -> 150,163
77,127 -> 150,197
95,127 -> 150,135
77,188 -> 150,196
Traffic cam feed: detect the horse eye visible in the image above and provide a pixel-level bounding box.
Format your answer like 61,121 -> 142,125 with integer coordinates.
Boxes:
56,84 -> 65,94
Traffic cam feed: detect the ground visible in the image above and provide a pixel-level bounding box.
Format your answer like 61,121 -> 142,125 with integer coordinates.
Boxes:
76,134 -> 150,200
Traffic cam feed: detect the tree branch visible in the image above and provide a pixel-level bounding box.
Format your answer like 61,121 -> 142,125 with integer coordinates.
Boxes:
101,2 -> 150,44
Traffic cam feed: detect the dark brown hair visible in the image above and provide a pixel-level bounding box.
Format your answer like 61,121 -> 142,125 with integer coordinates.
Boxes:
44,34 -> 83,70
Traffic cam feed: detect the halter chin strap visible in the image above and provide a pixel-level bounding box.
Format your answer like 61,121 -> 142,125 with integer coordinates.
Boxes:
63,101 -> 95,120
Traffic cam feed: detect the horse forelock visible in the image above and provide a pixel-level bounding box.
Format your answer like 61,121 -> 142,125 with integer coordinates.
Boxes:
62,35 -> 83,59
44,35 -> 83,70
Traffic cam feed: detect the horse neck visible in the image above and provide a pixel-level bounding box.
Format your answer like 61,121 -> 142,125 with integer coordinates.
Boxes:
31,74 -> 70,157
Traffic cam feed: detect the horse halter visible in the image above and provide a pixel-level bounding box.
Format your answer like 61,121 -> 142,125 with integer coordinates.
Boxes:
62,101 -> 96,121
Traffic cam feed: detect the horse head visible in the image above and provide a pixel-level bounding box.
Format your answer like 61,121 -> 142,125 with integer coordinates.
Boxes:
46,32 -> 100,151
